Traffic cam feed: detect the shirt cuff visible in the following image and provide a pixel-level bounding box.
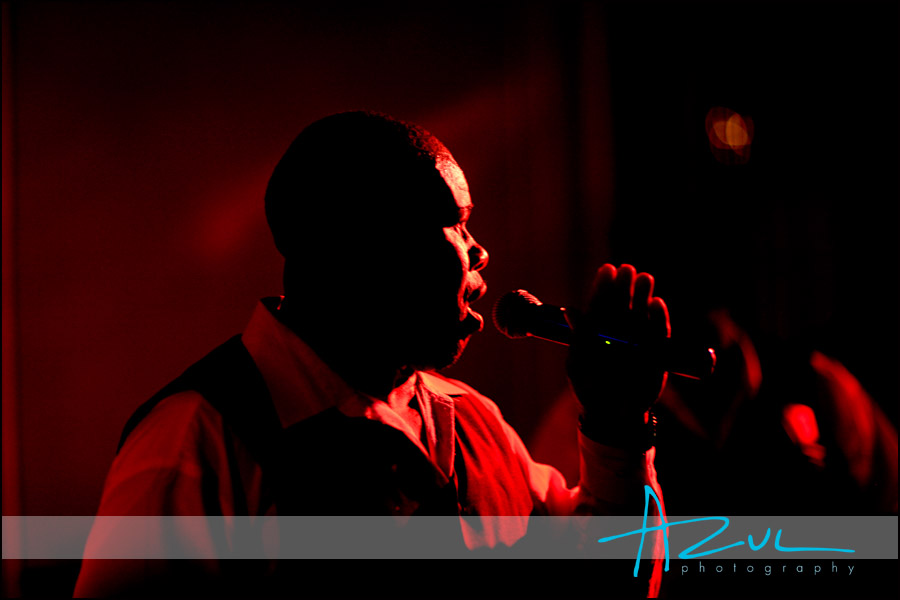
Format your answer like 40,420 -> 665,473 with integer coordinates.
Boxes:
578,430 -> 655,508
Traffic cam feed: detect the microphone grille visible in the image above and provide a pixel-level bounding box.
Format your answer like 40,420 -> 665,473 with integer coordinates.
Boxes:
492,289 -> 542,339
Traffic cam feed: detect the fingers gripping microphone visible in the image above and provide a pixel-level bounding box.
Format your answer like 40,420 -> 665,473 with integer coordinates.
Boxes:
492,289 -> 716,380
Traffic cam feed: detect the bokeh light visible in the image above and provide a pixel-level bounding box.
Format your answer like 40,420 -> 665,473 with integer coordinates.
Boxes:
705,106 -> 754,164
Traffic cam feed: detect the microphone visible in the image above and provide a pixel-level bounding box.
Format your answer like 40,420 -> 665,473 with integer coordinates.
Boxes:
492,289 -> 716,380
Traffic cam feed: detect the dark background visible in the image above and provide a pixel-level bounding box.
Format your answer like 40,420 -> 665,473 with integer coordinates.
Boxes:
2,1 -> 897,596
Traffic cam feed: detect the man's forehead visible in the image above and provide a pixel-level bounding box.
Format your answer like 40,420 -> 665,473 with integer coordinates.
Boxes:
436,156 -> 472,211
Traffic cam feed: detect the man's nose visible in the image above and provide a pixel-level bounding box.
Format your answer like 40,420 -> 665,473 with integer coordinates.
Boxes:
469,241 -> 489,272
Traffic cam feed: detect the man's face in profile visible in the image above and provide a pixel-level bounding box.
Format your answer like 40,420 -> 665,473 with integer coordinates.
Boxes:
384,154 -> 489,371
430,156 -> 489,366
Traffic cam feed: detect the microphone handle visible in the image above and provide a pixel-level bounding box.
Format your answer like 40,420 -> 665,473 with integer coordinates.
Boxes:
524,303 -> 716,380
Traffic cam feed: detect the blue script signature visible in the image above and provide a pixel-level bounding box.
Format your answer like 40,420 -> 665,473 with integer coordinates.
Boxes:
597,485 -> 855,577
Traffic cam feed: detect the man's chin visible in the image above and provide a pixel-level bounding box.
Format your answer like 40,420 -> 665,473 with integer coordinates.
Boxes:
443,337 -> 470,368
410,334 -> 472,372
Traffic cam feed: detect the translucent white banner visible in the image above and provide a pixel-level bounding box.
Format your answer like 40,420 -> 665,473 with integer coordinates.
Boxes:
2,515 -> 896,560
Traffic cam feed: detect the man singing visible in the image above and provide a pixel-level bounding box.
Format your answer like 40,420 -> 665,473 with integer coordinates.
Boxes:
75,111 -> 669,597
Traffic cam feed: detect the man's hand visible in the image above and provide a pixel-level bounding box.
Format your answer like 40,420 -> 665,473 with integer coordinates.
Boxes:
566,264 -> 670,449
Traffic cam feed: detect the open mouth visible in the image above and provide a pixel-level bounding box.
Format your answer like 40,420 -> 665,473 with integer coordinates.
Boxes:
467,282 -> 488,304
458,281 -> 487,336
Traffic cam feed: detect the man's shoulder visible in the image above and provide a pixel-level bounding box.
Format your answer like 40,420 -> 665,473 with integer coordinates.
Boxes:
118,390 -> 227,463
137,390 -> 223,429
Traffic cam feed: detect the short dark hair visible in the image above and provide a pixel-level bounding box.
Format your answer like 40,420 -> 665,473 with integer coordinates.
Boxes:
265,111 -> 452,258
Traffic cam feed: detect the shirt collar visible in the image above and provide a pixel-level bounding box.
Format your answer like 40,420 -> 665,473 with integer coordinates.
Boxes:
241,297 -> 365,427
241,298 -> 459,478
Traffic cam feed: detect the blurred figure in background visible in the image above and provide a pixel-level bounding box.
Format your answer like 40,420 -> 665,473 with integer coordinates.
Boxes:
531,307 -> 898,515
